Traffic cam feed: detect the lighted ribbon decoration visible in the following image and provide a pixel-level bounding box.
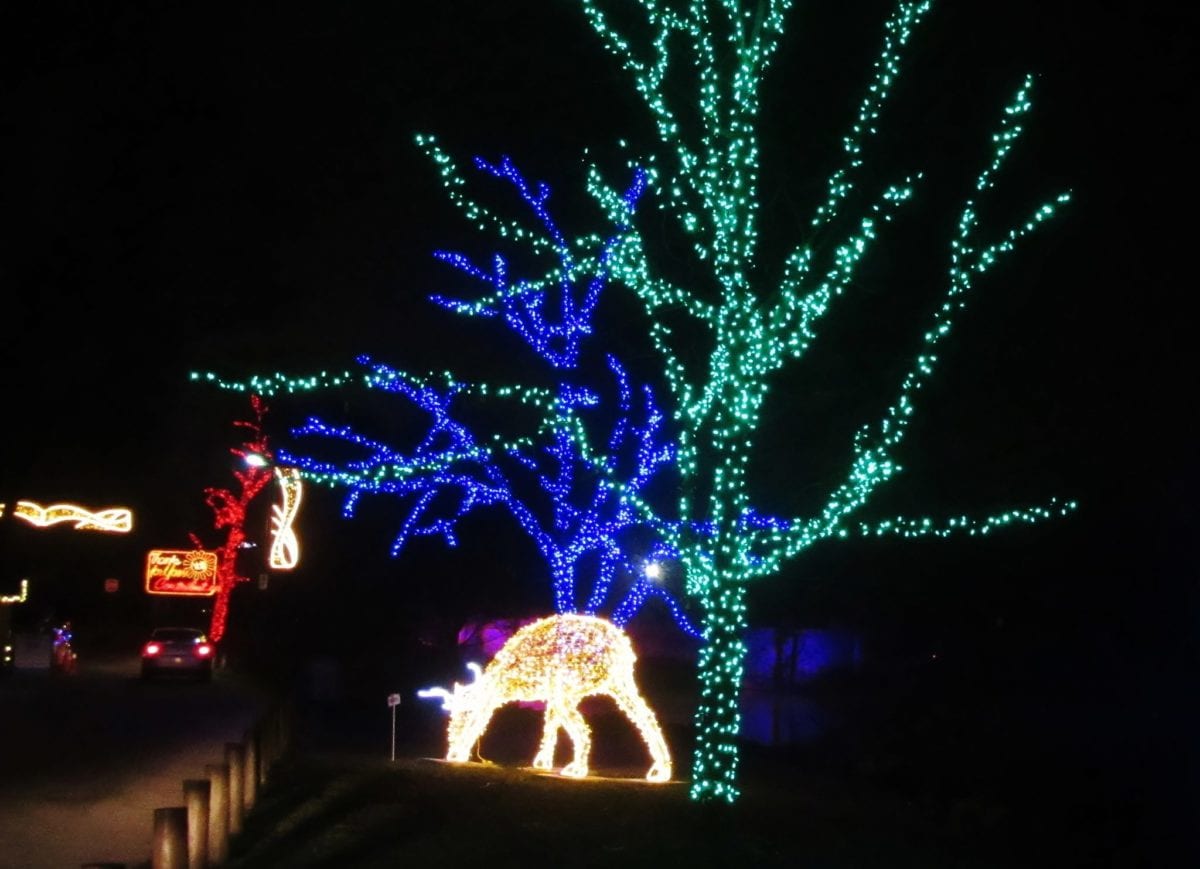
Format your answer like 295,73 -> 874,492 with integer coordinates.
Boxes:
11,501 -> 132,533
267,467 -> 303,570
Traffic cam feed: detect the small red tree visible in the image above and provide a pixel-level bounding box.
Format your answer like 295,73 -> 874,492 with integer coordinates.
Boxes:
190,394 -> 274,642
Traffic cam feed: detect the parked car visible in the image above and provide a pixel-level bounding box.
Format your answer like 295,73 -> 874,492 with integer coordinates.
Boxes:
141,627 -> 215,681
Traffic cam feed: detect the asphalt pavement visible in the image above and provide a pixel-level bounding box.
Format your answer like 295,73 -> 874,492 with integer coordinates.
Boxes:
0,652 -> 269,869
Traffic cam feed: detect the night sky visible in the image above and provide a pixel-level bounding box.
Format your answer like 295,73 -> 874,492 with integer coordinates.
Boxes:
0,0 -> 1192,763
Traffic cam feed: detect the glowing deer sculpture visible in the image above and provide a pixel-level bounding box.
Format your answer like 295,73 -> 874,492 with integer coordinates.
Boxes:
419,614 -> 672,782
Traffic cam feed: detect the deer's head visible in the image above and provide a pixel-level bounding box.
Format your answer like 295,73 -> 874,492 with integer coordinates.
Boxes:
418,661 -> 487,757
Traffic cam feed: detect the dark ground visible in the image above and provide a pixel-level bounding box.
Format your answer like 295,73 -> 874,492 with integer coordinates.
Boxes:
212,652 -> 1184,869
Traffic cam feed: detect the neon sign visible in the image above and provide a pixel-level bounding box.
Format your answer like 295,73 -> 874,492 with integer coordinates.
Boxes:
11,501 -> 132,533
144,550 -> 219,596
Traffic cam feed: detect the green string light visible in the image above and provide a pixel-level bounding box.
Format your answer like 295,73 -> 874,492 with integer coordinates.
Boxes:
572,0 -> 1074,803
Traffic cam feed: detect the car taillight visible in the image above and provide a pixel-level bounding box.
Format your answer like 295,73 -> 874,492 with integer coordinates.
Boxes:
143,643 -> 161,656
196,644 -> 213,657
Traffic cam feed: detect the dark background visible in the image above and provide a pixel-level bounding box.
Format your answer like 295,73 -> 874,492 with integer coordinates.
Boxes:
0,0 -> 1193,854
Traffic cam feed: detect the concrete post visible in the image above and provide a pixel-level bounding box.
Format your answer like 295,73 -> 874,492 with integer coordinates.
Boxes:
183,778 -> 210,869
152,806 -> 188,869
242,728 -> 258,811
278,701 -> 292,756
271,704 -> 284,759
204,763 -> 230,865
225,742 -> 245,835
257,717 -> 272,787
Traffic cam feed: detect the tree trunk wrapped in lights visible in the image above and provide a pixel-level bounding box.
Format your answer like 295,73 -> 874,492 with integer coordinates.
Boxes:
191,394 -> 274,643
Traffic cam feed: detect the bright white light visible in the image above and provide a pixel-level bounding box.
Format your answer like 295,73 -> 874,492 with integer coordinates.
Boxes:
644,561 -> 662,581
244,453 -> 269,468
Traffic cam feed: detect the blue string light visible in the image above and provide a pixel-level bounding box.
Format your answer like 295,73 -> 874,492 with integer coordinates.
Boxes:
193,156 -> 701,638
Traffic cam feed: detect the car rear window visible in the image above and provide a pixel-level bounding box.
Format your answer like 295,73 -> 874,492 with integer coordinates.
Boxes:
152,629 -> 205,641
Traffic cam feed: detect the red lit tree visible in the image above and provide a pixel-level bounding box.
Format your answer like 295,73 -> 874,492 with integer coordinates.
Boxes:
190,394 -> 274,642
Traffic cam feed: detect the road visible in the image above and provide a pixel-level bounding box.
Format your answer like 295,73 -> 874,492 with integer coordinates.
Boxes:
0,651 -> 271,869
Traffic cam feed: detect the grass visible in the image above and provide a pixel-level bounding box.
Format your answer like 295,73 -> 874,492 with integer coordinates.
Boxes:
228,752 -> 963,868
218,696 -> 1124,868
213,649 -> 1171,868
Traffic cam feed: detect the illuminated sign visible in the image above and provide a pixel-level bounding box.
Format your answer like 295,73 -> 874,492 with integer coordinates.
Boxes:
267,467 -> 303,570
144,550 -> 219,596
12,500 -> 132,533
419,614 -> 672,782
1,579 -> 29,605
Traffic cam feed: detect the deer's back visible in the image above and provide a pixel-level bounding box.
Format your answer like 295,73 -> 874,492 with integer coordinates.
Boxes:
491,614 -> 635,699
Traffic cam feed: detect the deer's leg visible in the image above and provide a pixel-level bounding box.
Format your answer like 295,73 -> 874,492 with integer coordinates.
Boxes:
611,685 -> 672,782
533,707 -> 561,770
554,700 -> 592,778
